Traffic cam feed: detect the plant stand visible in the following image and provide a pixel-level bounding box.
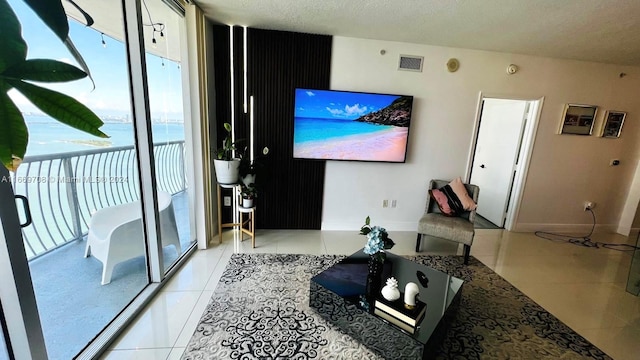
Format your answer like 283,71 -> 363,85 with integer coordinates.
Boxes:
239,205 -> 256,248
216,183 -> 241,241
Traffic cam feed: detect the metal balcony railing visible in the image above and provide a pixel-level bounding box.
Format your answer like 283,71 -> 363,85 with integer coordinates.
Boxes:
10,140 -> 186,260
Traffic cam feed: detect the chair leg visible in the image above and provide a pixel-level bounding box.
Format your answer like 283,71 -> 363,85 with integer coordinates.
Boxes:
101,263 -> 114,285
463,244 -> 471,265
415,233 -> 422,252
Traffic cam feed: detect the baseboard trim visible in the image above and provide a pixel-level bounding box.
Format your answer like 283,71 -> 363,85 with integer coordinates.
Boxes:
321,221 -> 417,232
512,223 -> 617,233
322,222 -> 619,233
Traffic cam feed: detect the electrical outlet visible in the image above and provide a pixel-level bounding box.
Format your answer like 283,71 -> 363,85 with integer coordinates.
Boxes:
382,200 -> 389,208
224,196 -> 231,206
391,200 -> 397,208
584,201 -> 595,211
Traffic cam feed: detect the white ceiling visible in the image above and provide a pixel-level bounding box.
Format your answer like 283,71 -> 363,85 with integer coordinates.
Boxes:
194,0 -> 640,66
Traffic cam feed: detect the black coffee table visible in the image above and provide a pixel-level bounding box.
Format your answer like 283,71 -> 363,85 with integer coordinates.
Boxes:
309,249 -> 464,359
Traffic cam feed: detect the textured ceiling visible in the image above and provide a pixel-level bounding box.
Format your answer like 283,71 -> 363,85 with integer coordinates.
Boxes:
194,0 -> 640,66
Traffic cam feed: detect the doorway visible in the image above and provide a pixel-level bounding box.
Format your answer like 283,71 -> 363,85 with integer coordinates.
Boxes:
468,95 -> 543,230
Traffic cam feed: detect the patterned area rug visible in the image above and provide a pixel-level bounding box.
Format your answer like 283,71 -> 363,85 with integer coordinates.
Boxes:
182,254 -> 611,359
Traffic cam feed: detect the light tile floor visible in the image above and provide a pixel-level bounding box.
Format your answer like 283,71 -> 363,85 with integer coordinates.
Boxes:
102,229 -> 640,360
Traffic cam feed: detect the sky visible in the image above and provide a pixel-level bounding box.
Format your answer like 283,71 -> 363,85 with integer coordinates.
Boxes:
7,0 -> 184,120
294,88 -> 401,120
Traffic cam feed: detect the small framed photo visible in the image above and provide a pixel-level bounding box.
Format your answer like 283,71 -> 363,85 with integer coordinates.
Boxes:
601,111 -> 626,138
559,104 -> 597,135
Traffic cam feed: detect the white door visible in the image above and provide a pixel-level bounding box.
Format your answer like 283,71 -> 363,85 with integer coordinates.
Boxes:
470,99 -> 528,227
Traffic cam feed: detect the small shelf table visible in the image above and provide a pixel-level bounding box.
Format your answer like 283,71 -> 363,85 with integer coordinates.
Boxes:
238,205 -> 256,248
216,183 -> 240,241
216,183 -> 257,247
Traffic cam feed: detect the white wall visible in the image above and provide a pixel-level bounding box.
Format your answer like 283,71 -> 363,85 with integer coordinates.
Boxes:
322,36 -> 640,232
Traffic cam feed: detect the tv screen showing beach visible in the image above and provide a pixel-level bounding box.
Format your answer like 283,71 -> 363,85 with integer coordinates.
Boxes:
293,89 -> 413,162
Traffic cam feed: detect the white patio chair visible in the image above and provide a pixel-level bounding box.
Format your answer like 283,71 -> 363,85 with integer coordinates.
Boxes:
84,190 -> 182,285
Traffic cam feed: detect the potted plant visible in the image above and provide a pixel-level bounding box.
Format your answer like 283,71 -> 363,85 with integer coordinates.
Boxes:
240,183 -> 258,208
238,146 -> 269,186
213,123 -> 241,184
1,0 -> 106,172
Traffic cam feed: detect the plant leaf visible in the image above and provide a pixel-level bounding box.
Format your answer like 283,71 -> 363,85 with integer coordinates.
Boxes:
6,79 -> 108,138
0,89 -> 28,171
224,122 -> 231,132
365,216 -> 370,225
3,59 -> 87,82
0,0 -> 28,72
64,37 -> 95,89
21,0 -> 95,87
66,0 -> 94,27
23,0 -> 69,42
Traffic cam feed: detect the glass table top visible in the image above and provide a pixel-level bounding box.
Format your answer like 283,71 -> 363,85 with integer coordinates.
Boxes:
311,249 -> 464,344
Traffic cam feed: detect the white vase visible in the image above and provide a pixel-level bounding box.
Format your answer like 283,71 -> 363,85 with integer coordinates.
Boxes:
404,282 -> 419,306
242,198 -> 254,208
213,159 -> 240,184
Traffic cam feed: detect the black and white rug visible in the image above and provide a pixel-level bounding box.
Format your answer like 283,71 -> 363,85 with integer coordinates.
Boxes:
181,254 -> 611,359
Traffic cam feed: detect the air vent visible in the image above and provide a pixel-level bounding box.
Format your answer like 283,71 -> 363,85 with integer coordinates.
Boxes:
398,55 -> 423,72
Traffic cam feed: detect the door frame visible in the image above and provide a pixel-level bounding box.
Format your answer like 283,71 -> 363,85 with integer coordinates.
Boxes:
465,92 -> 545,231
0,166 -> 47,360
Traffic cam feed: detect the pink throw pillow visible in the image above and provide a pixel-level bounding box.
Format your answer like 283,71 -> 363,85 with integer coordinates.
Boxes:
429,189 -> 455,216
448,177 -> 477,211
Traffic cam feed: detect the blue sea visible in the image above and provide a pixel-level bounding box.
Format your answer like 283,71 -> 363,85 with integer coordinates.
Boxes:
293,117 -> 388,144
25,115 -> 185,157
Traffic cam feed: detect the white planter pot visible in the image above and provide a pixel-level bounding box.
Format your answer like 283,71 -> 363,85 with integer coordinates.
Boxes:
242,198 -> 254,208
213,159 -> 241,184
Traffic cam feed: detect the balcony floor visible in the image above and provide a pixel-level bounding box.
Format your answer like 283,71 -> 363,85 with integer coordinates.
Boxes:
27,192 -> 193,360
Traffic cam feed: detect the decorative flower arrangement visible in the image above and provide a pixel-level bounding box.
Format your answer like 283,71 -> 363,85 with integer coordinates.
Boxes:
360,216 -> 395,261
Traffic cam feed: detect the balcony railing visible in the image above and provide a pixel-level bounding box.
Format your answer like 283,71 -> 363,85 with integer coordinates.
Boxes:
10,140 -> 186,260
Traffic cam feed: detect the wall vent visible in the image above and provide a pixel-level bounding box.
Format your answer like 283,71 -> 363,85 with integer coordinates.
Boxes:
398,55 -> 423,72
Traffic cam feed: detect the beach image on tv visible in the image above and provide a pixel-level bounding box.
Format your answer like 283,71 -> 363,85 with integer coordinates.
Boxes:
293,89 -> 413,162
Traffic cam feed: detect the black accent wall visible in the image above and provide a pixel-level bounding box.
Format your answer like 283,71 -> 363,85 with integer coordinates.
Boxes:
211,26 -> 332,229
211,25 -> 233,223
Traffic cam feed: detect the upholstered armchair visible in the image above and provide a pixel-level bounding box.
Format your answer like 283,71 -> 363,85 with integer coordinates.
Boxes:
416,179 -> 480,264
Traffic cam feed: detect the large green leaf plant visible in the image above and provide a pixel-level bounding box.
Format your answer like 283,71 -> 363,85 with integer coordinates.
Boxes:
0,0 -> 107,172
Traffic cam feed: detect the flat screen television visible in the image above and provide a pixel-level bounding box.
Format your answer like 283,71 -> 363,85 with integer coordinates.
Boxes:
293,88 -> 413,163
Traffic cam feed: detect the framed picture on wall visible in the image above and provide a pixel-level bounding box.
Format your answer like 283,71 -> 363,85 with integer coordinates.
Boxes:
601,111 -> 626,138
559,104 -> 598,135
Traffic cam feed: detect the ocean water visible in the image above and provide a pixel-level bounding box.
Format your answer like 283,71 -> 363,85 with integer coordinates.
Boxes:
25,115 -> 185,157
16,115 -> 187,258
293,117 -> 389,144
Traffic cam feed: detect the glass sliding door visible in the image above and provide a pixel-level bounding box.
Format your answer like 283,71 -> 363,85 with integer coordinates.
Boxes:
1,304 -> 9,360
143,0 -> 196,273
1,0 -> 199,357
5,0 -> 158,358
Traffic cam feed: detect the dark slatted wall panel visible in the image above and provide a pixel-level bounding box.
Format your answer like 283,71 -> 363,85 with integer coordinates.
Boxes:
247,28 -> 332,229
211,24 -> 230,151
232,26 -> 248,147
211,25 -> 233,223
